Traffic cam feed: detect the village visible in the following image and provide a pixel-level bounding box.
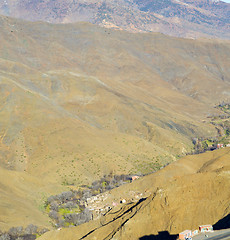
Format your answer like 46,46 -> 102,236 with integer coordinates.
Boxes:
179,225 -> 213,239
84,187 -> 145,220
45,174 -> 146,228
179,225 -> 230,240
191,103 -> 230,154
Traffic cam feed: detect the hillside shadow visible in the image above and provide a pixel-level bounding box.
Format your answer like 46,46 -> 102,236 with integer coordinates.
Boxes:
213,213 -> 230,230
139,231 -> 178,240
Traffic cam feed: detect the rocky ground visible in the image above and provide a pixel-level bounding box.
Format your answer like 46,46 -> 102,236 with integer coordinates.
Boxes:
0,0 -> 229,39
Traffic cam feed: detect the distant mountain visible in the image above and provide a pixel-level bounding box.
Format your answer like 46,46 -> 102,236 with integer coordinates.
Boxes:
0,0 -> 229,39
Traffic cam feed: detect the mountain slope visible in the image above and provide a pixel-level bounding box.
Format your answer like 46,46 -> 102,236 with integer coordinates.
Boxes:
38,148 -> 230,240
0,165 -> 65,231
0,15 -> 230,230
0,0 -> 229,39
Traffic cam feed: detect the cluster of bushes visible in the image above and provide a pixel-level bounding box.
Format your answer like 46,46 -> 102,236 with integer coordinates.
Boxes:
0,225 -> 49,240
194,103 -> 230,155
192,127 -> 230,154
46,173 -> 133,228
45,190 -> 92,228
192,138 -> 219,154
217,102 -> 230,111
88,173 -> 132,194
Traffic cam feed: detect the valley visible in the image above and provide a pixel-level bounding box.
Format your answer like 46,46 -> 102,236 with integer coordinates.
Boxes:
0,9 -> 230,240
37,147 -> 230,240
191,103 -> 230,154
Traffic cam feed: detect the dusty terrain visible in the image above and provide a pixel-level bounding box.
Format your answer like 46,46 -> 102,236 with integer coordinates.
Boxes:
0,15 -> 230,232
38,148 -> 230,240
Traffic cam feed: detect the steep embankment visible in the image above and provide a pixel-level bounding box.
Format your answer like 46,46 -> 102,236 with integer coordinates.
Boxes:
38,148 -> 230,240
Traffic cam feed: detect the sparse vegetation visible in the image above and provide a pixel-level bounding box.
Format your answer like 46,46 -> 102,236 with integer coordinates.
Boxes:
1,13 -> 230,239
192,103 -> 230,154
0,225 -> 49,240
45,173 -> 133,228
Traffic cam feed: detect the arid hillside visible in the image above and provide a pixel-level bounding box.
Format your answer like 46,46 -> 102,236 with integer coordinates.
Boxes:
0,0 -> 229,39
0,15 -> 230,231
38,148 -> 230,240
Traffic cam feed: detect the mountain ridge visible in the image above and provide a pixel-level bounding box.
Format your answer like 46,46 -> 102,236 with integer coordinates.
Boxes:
0,0 -> 229,39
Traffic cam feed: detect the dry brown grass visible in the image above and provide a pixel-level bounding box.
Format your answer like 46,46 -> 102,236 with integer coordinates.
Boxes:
39,148 -> 230,240
0,16 -> 230,231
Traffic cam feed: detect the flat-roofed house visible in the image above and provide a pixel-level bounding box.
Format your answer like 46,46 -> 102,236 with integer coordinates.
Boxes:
199,225 -> 213,232
179,230 -> 192,239
131,176 -> 140,182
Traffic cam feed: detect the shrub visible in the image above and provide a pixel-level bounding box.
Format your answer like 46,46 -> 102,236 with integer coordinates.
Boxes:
101,181 -> 107,188
226,129 -> 230,136
50,202 -> 59,211
92,180 -> 99,187
79,208 -> 92,223
105,184 -> 114,190
64,208 -> 92,226
59,191 -> 74,203
56,219 -> 65,228
0,234 -> 10,240
24,224 -> 38,235
64,213 -> 79,225
8,226 -> 23,237
63,202 -> 75,209
49,210 -> 59,221
75,190 -> 83,199
47,195 -> 58,204
21,235 -> 36,240
82,190 -> 92,201
91,184 -> 100,191
38,228 -> 49,235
